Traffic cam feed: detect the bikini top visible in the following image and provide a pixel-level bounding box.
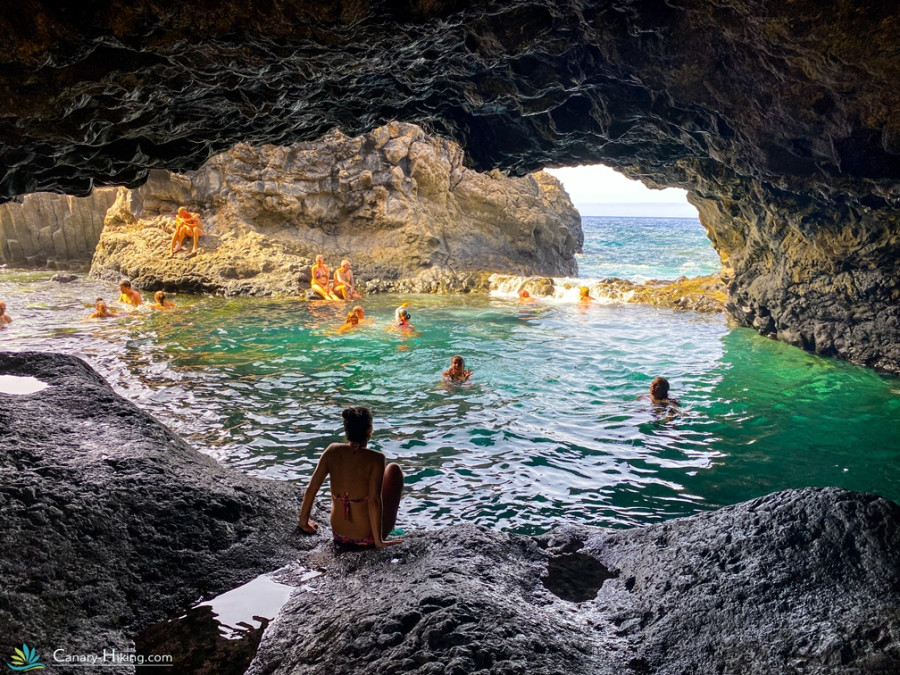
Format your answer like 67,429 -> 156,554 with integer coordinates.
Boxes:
333,492 -> 368,520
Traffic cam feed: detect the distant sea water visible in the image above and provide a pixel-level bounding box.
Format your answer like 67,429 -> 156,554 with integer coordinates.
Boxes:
577,215 -> 722,281
1,216 -> 899,536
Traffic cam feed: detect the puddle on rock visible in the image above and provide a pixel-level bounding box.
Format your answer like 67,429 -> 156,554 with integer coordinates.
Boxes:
136,566 -> 323,674
542,552 -> 618,603
0,375 -> 48,395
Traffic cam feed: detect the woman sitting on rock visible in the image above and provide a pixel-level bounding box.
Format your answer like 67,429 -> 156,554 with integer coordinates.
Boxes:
170,206 -> 204,256
310,255 -> 340,300
297,407 -> 404,549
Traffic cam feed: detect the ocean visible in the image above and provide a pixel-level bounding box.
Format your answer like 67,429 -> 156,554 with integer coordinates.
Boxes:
1,216 -> 898,534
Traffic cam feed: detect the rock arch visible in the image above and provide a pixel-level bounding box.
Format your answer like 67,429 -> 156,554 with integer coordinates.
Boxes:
1,1 -> 897,370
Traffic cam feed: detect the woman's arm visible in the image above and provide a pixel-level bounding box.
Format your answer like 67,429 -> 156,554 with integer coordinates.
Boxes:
298,447 -> 331,532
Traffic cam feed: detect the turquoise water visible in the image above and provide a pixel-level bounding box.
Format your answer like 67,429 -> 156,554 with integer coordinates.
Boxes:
1,218 -> 898,535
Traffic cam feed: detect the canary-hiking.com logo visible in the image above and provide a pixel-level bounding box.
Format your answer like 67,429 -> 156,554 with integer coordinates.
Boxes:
7,644 -> 45,672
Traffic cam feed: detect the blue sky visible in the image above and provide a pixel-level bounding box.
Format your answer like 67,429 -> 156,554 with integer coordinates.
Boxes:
545,165 -> 698,218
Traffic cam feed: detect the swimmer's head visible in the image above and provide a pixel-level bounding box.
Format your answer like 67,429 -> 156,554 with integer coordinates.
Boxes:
451,355 -> 465,368
579,286 -> 590,297
342,406 -> 373,444
650,377 -> 670,399
119,279 -> 132,290
345,311 -> 359,325
519,289 -> 531,299
352,305 -> 364,319
0,301 -> 5,313
397,307 -> 410,319
154,290 -> 166,303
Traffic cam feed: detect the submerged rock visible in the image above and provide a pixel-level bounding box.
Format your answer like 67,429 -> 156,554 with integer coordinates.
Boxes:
89,123 -> 582,296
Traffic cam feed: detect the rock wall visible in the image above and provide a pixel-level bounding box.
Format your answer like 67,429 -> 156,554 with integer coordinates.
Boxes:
0,189 -> 116,268
89,122 -> 582,295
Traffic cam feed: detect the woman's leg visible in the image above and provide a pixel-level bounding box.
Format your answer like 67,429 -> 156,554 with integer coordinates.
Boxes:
381,462 -> 404,537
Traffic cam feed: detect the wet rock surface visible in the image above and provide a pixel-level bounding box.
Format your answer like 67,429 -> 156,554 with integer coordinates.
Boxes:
2,1 -> 898,370
0,352 -> 312,657
249,488 -> 900,675
89,123 -> 581,295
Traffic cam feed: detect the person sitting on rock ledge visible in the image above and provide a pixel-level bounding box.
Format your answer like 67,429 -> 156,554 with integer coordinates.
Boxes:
298,406 -> 404,549
310,255 -> 340,300
88,297 -> 118,319
0,301 -> 11,325
151,291 -> 176,309
333,259 -> 361,300
117,279 -> 143,308
170,206 -> 204,257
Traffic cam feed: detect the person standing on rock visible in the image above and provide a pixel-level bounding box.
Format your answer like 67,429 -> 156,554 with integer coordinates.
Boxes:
310,255 -> 340,300
117,279 -> 143,308
298,406 -> 404,549
333,259 -> 361,300
170,206 -> 204,256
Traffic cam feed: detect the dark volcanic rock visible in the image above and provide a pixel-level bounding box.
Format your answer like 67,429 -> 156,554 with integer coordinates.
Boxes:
0,352 -> 313,656
248,488 -> 900,675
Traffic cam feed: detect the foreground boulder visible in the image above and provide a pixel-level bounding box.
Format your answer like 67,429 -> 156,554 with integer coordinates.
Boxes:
89,122 -> 582,296
0,352 -> 310,656
249,488 -> 900,674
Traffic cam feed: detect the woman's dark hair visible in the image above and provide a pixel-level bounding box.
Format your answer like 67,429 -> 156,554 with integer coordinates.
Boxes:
342,407 -> 373,444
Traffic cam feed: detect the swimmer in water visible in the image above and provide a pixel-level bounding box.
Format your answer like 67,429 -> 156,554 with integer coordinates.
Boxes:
297,406 -> 404,549
352,305 -> 366,322
338,310 -> 360,332
519,289 -> 536,302
0,301 -> 11,325
443,355 -> 472,382
394,303 -> 412,329
151,290 -> 176,309
646,376 -> 679,405
88,297 -> 119,319
118,279 -> 143,308
579,286 -> 593,303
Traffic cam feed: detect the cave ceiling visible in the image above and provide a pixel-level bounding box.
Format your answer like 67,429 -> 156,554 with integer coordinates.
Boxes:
1,0 -> 898,205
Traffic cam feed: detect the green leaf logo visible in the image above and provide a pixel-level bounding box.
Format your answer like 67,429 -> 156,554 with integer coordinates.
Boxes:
7,644 -> 45,671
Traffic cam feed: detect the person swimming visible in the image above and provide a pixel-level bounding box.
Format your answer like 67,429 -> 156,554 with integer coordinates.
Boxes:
443,355 -> 472,382
297,407 -> 404,549
118,279 -> 143,308
88,297 -> 118,319
338,310 -> 360,332
519,289 -> 536,302
394,303 -> 412,329
0,301 -> 11,325
152,290 -> 176,309
647,376 -> 678,405
579,286 -> 593,303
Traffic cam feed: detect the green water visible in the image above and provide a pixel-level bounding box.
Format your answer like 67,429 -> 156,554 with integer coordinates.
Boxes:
1,272 -> 899,534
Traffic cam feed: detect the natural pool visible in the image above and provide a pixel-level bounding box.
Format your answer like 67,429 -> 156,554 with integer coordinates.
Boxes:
2,270 -> 898,535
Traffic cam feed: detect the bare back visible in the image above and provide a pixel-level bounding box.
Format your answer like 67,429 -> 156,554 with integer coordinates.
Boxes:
323,442 -> 386,540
